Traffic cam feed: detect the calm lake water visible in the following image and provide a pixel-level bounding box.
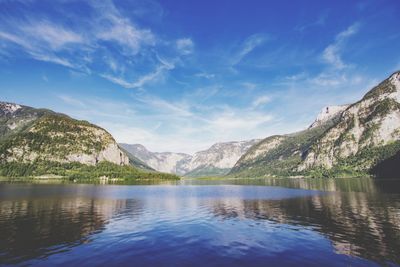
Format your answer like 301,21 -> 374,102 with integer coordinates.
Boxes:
0,178 -> 400,266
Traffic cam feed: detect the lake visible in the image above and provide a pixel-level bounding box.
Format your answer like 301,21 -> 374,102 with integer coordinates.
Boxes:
0,178 -> 399,266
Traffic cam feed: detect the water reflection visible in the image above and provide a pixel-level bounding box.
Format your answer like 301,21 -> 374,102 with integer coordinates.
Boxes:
184,177 -> 400,193
210,192 -> 400,264
0,180 -> 399,266
0,196 -> 143,264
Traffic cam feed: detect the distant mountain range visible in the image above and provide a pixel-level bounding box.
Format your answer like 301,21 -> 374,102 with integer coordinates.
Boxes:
120,140 -> 260,177
119,143 -> 191,174
230,71 -> 400,178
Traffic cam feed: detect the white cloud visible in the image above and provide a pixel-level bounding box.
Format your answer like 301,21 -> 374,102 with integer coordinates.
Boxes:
0,0 -> 186,90
0,31 -> 33,50
101,59 -> 175,89
96,14 -> 155,55
205,108 -> 273,132
101,122 -> 158,145
252,95 -> 271,107
130,96 -> 274,152
323,46 -> 345,69
195,72 -> 215,79
188,85 -> 220,100
310,72 -> 347,86
176,38 -> 194,55
29,52 -> 75,68
0,23 -> 82,69
136,95 -> 194,117
295,13 -> 327,32
57,95 -> 135,120
232,34 -> 268,65
55,91 -> 276,154
322,23 -> 360,69
284,72 -> 308,82
22,21 -> 84,50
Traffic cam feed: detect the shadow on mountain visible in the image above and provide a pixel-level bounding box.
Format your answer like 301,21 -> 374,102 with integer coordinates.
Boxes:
371,150 -> 400,179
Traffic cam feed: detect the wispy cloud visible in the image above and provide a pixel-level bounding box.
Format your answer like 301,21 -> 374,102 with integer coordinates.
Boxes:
252,95 -> 271,108
0,0 -> 188,90
22,21 -> 84,50
96,13 -> 155,55
31,52 -> 76,68
231,34 -> 269,66
101,58 -> 175,89
2,1 -> 396,154
176,38 -> 194,55
205,107 -> 273,132
0,24 -> 84,70
136,94 -> 194,118
135,95 -> 275,152
57,94 -> 135,120
295,12 -> 328,32
195,72 -> 215,79
322,23 -> 360,69
55,91 -> 276,153
0,31 -> 33,50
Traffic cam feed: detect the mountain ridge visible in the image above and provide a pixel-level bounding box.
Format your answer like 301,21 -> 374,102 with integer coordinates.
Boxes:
120,139 -> 260,177
229,71 -> 400,178
0,102 -> 129,166
0,101 -> 179,180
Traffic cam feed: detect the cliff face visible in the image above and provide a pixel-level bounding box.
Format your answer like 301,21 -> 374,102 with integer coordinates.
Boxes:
230,71 -> 400,178
300,71 -> 400,172
183,140 -> 260,177
0,102 -> 129,166
308,105 -> 349,129
230,119 -> 340,177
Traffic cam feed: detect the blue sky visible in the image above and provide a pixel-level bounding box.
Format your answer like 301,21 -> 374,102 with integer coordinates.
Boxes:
0,0 -> 400,153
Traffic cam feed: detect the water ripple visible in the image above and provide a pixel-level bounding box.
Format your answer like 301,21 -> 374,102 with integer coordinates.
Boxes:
0,183 -> 399,266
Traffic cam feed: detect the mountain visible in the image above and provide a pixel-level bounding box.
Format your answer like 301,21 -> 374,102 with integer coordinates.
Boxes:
120,139 -> 260,177
230,71 -> 400,178
184,140 -> 260,177
119,144 -> 191,174
0,102 -> 128,166
119,146 -> 154,171
308,105 -> 349,129
0,102 -> 176,179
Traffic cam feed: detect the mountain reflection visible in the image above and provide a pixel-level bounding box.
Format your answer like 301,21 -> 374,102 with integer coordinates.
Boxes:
0,197 -> 143,264
1,181 -> 400,266
210,191 -> 400,264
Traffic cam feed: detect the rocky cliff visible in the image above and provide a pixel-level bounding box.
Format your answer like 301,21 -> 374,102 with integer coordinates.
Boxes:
230,71 -> 400,178
0,102 -> 132,166
300,72 -> 400,172
184,140 -> 260,177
